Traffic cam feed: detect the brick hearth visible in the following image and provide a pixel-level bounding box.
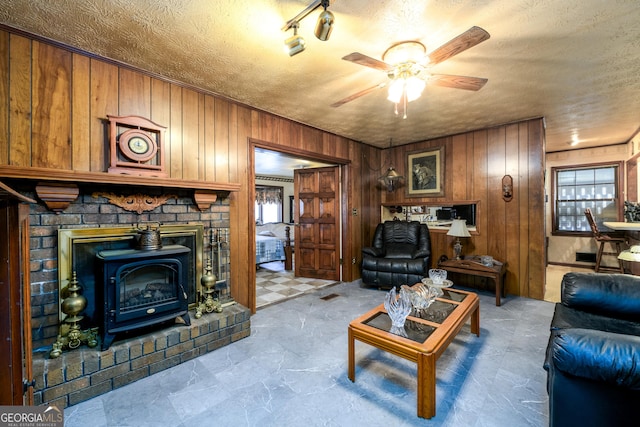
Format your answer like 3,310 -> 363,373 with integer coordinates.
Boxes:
32,304 -> 250,408
8,181 -> 251,408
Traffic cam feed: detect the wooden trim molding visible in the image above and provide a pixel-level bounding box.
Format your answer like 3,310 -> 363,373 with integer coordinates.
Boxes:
0,165 -> 241,193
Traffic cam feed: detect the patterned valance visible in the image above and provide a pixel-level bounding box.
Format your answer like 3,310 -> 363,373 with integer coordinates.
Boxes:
255,186 -> 282,205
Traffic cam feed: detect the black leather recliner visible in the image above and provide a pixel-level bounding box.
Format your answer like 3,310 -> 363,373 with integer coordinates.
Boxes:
361,221 -> 431,289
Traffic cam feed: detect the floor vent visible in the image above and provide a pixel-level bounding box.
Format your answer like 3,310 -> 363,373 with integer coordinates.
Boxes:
321,293 -> 340,301
576,252 -> 596,263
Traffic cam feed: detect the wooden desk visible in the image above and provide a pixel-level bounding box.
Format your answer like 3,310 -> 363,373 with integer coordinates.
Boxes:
438,256 -> 507,306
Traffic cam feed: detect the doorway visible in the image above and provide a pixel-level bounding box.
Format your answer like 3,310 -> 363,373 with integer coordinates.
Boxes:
252,145 -> 344,308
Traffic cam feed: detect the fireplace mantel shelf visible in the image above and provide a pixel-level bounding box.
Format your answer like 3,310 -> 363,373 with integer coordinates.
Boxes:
0,165 -> 241,193
1,165 -> 239,212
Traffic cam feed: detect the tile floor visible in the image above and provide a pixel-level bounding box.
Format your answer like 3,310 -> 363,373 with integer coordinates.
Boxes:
256,260 -> 339,308
64,280 -> 556,426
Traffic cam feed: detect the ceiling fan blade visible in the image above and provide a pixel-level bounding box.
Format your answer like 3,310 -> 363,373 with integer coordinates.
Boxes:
429,74 -> 488,91
342,53 -> 392,72
428,26 -> 490,66
330,83 -> 387,108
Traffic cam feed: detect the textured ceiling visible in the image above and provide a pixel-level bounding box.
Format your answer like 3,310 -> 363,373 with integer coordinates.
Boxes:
1,0 -> 639,152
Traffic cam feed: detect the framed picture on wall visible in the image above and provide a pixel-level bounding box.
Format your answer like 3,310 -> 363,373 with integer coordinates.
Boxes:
406,146 -> 445,197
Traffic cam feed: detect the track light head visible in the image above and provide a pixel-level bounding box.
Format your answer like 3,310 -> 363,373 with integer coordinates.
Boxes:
314,7 -> 334,41
284,22 -> 306,56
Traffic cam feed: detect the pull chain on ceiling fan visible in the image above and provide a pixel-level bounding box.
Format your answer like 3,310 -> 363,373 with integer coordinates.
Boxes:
331,26 -> 490,118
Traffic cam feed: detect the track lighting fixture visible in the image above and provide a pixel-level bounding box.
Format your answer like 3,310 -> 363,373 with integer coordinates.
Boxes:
314,0 -> 334,41
282,0 -> 334,55
284,22 -> 306,57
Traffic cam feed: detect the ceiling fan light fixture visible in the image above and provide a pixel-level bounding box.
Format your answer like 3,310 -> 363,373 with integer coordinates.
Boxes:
314,1 -> 334,41
284,22 -> 306,56
382,41 -> 426,65
387,74 -> 425,104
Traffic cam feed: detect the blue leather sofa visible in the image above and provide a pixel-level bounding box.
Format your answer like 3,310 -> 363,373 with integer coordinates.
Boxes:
544,272 -> 640,427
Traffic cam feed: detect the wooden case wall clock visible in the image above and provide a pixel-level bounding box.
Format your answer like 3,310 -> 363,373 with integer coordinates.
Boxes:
107,115 -> 167,177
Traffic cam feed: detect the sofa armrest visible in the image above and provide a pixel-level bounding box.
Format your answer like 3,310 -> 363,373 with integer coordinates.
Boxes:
551,328 -> 640,390
362,247 -> 384,257
561,272 -> 640,321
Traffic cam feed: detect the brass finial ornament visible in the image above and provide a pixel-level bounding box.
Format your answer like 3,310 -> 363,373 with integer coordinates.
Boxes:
195,257 -> 222,318
50,271 -> 98,358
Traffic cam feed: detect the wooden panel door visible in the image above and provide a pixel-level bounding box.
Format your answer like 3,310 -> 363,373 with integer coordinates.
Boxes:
294,167 -> 340,281
0,183 -> 34,405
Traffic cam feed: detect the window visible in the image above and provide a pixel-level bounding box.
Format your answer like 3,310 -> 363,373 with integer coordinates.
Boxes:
255,186 -> 283,224
552,162 -> 623,234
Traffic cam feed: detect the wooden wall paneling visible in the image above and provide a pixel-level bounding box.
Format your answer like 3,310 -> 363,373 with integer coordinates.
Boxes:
71,54 -> 90,171
471,130 -> 489,256
251,110 -> 278,142
118,68 -> 151,118
527,120 -> 546,299
229,107 -> 256,313
302,126 -> 321,153
0,31 -> 8,165
451,134 -> 468,200
8,34 -> 32,167
169,84 -> 183,178
213,98 -> 229,183
278,118 -> 301,150
89,59 -> 118,172
232,105 -> 252,310
150,78 -> 171,177
203,95 -> 216,182
465,133 -> 475,199
31,42 -> 72,169
504,123 -> 522,295
486,126 -> 506,261
360,145 -> 381,246
321,133 -> 335,157
518,121 -> 531,297
196,93 -> 205,180
181,88 -> 200,181
337,136 -> 351,161
150,78 -> 171,126
342,142 -> 360,282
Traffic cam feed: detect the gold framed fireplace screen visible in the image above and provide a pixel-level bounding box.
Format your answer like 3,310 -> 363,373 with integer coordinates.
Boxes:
57,224 -> 204,324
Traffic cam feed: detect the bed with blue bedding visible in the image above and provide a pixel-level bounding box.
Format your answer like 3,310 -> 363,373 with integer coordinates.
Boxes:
256,223 -> 293,270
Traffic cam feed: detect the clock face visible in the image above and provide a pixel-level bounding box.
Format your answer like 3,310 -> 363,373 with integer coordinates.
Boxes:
128,136 -> 150,154
118,130 -> 157,162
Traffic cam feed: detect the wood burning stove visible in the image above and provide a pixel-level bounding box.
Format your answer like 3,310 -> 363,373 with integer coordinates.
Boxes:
97,245 -> 191,350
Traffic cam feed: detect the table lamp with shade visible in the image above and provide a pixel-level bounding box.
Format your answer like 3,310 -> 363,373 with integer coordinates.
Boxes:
447,219 -> 471,260
618,245 -> 640,262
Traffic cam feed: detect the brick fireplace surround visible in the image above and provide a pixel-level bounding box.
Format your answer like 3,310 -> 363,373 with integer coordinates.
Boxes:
17,182 -> 251,408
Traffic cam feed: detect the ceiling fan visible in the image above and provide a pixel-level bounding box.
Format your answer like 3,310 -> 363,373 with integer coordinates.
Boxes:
331,26 -> 490,118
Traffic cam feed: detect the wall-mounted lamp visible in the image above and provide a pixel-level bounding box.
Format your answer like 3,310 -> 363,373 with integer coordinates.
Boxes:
379,167 -> 404,192
502,175 -> 513,202
282,0 -> 334,55
284,22 -> 306,57
447,219 -> 471,260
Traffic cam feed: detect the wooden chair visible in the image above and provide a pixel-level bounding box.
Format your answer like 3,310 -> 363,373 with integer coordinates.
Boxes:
584,208 -> 625,273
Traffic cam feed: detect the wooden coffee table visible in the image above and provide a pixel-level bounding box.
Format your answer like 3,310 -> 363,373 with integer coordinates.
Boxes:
348,287 -> 479,419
